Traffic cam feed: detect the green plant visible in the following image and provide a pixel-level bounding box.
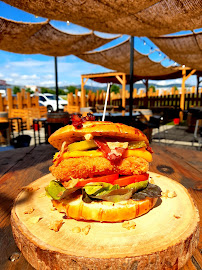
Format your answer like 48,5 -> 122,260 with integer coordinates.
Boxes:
149,85 -> 156,92
110,84 -> 120,94
13,86 -> 21,94
25,87 -> 34,94
66,85 -> 76,94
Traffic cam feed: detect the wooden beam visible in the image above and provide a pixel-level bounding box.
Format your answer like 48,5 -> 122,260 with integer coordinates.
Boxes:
115,75 -> 123,85
83,78 -> 89,85
185,69 -> 196,80
7,88 -> 13,116
179,69 -> 196,121
81,77 -> 85,108
82,72 -> 125,79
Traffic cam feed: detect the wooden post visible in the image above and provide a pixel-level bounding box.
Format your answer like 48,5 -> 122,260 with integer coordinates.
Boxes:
115,74 -> 126,113
96,90 -> 99,105
88,90 -> 92,107
21,88 -> 25,97
17,92 -> 22,109
122,74 -> 126,115
191,86 -> 195,94
133,88 -> 137,98
75,89 -> 79,106
100,90 -> 104,104
7,88 -> 13,116
180,68 -> 196,121
27,92 -> 31,108
81,77 -> 85,108
81,76 -> 88,108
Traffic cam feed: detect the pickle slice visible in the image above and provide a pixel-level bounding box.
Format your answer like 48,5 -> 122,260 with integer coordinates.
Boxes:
128,141 -> 146,149
68,140 -> 97,152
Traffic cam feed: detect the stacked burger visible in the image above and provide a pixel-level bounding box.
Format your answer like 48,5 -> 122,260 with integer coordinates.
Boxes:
46,114 -> 161,222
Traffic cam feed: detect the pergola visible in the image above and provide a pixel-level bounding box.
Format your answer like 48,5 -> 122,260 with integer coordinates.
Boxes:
81,72 -> 127,108
80,68 -> 201,119
78,37 -> 202,118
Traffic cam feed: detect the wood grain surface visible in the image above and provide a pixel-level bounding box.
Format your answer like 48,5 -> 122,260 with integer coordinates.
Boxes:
0,144 -> 201,269
11,172 -> 199,270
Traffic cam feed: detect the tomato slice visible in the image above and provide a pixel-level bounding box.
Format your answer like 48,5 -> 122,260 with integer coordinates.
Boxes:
113,173 -> 149,186
76,174 -> 119,187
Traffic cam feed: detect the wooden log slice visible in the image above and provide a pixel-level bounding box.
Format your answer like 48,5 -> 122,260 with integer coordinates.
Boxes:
11,172 -> 200,270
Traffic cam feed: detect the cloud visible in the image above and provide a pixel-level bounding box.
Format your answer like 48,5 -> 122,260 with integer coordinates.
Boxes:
42,74 -> 54,79
21,74 -> 39,80
10,73 -> 19,77
155,79 -> 182,86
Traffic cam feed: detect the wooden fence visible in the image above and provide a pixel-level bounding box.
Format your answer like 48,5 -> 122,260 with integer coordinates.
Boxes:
65,86 -> 202,112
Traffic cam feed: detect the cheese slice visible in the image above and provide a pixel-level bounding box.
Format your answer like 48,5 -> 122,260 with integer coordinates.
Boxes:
62,148 -> 152,162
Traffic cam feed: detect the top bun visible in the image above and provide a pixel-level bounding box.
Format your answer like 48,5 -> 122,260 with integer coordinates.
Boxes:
48,121 -> 149,150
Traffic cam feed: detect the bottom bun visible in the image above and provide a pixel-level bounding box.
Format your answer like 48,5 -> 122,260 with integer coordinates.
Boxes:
52,195 -> 158,222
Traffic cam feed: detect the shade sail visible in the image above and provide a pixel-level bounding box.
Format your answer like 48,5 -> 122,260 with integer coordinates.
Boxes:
77,39 -> 183,81
0,17 -> 116,56
2,0 -> 202,36
150,32 -> 202,71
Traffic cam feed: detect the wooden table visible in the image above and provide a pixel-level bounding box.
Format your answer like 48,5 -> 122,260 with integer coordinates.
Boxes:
0,144 -> 201,269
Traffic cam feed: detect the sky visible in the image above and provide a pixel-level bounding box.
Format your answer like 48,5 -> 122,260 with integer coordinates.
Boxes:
0,1 -> 201,89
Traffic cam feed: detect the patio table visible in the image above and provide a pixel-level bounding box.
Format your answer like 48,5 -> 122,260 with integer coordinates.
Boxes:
0,144 -> 201,269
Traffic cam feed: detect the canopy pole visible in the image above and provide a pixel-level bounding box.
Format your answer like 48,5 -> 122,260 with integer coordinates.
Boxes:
129,36 -> 134,118
196,75 -> 202,106
102,83 -> 112,121
54,56 -> 59,111
143,79 -> 149,108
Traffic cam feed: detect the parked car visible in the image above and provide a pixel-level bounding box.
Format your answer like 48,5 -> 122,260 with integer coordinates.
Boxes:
32,93 -> 67,112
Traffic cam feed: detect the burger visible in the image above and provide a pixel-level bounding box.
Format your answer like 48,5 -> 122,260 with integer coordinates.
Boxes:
46,114 -> 161,222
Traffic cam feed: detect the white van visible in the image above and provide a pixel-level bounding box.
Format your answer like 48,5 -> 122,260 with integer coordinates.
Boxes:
33,93 -> 67,112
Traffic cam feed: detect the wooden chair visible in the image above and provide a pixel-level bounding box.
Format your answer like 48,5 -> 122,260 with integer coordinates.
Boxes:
10,109 -> 29,130
64,105 -> 80,114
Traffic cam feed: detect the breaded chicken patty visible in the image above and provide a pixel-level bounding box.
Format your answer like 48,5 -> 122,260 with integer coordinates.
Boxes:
49,156 -> 149,181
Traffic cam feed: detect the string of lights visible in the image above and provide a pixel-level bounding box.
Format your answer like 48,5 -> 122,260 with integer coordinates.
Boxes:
139,37 -> 179,68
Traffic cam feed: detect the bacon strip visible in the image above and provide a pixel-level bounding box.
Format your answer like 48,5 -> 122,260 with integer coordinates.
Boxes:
71,113 -> 95,129
94,137 -> 126,162
146,145 -> 153,153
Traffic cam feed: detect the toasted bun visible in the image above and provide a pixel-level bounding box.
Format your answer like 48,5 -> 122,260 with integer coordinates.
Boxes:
48,121 -> 149,150
52,195 -> 157,222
